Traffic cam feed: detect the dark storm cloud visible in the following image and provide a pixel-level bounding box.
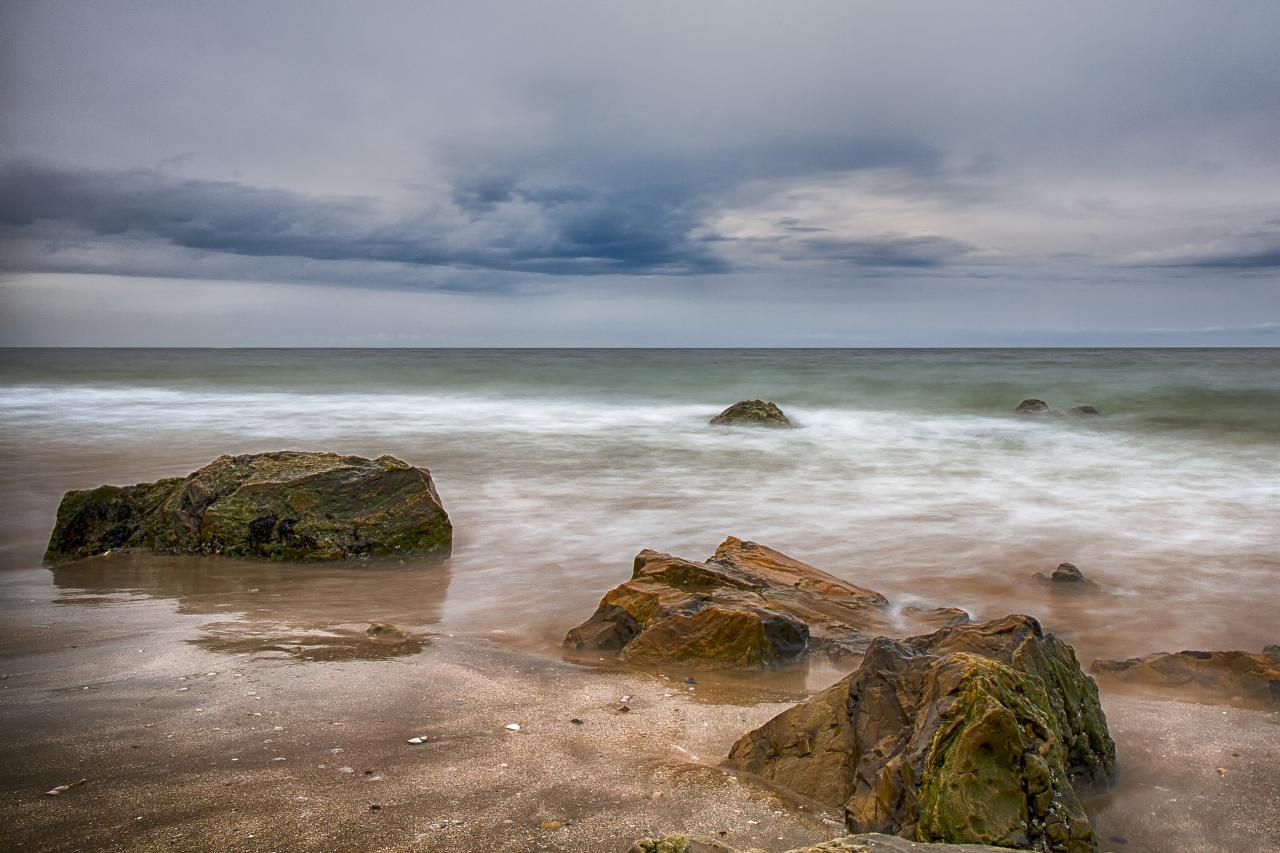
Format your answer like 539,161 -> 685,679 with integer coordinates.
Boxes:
0,158 -> 724,276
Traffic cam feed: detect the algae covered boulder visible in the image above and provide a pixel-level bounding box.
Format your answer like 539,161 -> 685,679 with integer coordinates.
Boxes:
727,615 -> 1115,852
565,537 -> 892,667
1091,647 -> 1280,707
710,400 -> 792,427
45,451 -> 452,563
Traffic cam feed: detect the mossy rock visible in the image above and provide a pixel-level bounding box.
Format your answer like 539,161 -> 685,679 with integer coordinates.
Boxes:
727,615 -> 1115,852
45,451 -> 451,563
710,400 -> 792,427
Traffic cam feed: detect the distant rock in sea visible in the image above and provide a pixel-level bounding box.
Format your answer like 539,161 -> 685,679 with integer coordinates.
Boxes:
44,451 -> 451,563
1014,398 -> 1054,415
709,399 -> 792,427
727,615 -> 1115,852
1092,647 -> 1280,708
1015,399 -> 1102,417
564,537 -> 893,667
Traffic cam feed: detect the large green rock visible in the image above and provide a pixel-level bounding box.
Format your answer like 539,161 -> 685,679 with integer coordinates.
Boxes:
727,616 -> 1115,852
45,451 -> 451,562
565,537 -> 897,668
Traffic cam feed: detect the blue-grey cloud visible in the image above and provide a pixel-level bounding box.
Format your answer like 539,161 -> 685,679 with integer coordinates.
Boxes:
0,158 -> 725,277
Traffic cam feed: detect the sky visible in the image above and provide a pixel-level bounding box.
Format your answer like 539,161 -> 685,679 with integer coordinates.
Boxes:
1,1 -> 1278,346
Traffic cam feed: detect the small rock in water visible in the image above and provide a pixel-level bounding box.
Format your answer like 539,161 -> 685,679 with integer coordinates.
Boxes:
710,399 -> 792,428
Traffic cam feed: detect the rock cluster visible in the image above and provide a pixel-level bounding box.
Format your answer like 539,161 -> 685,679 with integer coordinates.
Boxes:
1091,647 -> 1280,707
45,451 -> 452,563
564,537 -> 894,667
1014,399 -> 1101,417
727,615 -> 1115,852
710,400 -> 793,427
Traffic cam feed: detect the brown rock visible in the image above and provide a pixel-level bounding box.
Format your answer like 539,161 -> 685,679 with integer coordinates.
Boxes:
1067,405 -> 1101,416
727,615 -> 1115,852
564,537 -> 891,667
1091,648 -> 1280,707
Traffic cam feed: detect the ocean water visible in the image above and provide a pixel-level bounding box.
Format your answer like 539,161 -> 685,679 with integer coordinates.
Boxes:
0,348 -> 1277,666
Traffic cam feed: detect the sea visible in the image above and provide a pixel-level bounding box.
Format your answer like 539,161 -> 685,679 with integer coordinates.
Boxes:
0,348 -> 1277,665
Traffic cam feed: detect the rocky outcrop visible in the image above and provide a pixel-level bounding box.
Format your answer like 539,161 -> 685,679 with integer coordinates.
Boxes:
1091,648 -> 1280,707
630,833 -> 1018,852
564,538 -> 894,667
1031,563 -> 1099,591
727,615 -> 1115,852
710,400 -> 792,427
45,451 -> 452,563
1014,400 -> 1101,417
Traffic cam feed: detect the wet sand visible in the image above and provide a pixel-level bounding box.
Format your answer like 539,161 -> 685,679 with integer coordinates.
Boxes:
2,559 -> 1277,853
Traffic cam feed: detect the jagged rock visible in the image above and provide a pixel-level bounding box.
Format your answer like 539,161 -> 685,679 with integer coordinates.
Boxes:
45,451 -> 451,563
1091,648 -> 1280,707
1013,399 -> 1053,415
903,606 -> 972,629
564,537 -> 892,667
710,400 -> 792,427
727,615 -> 1115,852
630,834 -> 1017,852
1031,563 -> 1099,591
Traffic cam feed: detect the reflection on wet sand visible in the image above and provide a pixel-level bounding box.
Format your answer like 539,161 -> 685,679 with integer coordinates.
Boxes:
49,551 -> 451,662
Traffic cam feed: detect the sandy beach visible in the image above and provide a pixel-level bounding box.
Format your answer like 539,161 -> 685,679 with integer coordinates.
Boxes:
2,555 -> 1277,853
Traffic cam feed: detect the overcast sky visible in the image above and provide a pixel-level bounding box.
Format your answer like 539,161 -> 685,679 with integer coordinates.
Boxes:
1,1 -> 1277,346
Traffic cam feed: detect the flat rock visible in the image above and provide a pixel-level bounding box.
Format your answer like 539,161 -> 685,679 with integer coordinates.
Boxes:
710,400 -> 792,427
564,537 -> 892,667
630,834 -> 1018,852
45,451 -> 452,563
1091,648 -> 1280,707
727,615 -> 1115,852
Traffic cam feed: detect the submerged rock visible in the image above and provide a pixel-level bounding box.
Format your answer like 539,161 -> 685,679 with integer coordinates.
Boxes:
45,451 -> 452,563
1031,563 -> 1100,591
903,605 -> 972,629
630,834 -> 1017,852
1066,405 -> 1100,416
564,537 -> 891,667
710,400 -> 792,427
727,615 -> 1115,852
1091,648 -> 1280,707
